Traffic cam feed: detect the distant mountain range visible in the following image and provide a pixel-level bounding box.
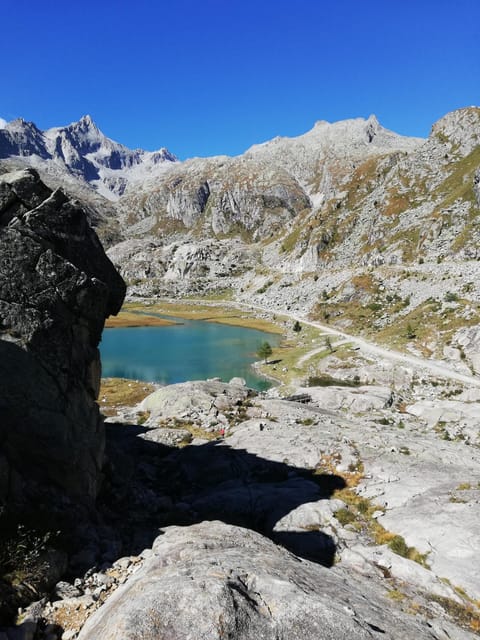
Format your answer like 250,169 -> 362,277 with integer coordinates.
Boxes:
1,105 -> 480,376
0,114 -> 177,200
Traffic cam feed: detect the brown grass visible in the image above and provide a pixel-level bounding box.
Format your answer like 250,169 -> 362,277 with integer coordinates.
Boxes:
124,301 -> 284,334
105,311 -> 177,328
98,378 -> 157,416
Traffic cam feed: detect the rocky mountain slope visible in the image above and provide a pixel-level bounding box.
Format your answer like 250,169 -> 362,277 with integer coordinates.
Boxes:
2,107 -> 479,364
1,108 -> 480,637
107,107 -> 480,370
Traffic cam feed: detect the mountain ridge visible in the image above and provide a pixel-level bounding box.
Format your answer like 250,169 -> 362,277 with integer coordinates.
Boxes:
0,114 -> 178,200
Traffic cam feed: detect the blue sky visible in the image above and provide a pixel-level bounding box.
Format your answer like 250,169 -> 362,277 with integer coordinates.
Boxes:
1,0 -> 479,158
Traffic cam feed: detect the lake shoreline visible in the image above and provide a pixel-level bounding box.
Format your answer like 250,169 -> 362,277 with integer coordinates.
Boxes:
101,308 -> 283,391
105,311 -> 177,328
120,298 -> 285,334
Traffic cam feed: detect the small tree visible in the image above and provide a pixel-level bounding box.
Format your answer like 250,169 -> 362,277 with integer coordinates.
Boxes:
293,320 -> 302,333
405,323 -> 416,339
257,341 -> 273,363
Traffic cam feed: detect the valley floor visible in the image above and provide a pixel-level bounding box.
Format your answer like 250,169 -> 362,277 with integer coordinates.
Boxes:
12,298 -> 480,639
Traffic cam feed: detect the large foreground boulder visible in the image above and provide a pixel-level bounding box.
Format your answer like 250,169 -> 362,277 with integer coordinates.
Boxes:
78,521 -> 443,640
0,168 -> 125,509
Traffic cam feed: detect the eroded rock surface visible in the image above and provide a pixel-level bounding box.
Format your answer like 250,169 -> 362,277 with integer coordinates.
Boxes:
78,521 -> 443,640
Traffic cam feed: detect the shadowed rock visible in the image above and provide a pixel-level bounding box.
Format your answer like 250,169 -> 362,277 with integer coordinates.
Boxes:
78,521 -> 441,640
0,168 -> 125,510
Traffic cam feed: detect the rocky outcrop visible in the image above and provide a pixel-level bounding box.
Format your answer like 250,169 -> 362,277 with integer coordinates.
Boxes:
78,521 -> 445,640
117,156 -> 311,242
0,168 -> 125,510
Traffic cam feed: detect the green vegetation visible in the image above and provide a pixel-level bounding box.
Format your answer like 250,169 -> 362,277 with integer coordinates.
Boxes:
307,374 -> 361,388
405,323 -> 416,340
0,508 -> 64,603
315,458 -> 430,569
444,291 -> 459,302
292,320 -> 302,333
255,280 -> 274,294
0,519 -> 56,585
105,311 -> 176,328
280,226 -> 302,253
334,508 -> 356,526
297,417 -> 315,426
257,341 -> 273,363
432,146 -> 480,211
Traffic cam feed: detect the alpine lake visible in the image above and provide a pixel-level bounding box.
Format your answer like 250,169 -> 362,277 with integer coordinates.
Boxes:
100,314 -> 281,391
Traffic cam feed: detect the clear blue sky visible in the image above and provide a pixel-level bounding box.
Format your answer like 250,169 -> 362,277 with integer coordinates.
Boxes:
1,0 -> 479,159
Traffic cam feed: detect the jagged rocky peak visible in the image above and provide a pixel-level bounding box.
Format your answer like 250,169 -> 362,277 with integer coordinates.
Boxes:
0,114 -> 178,200
45,114 -> 104,156
0,167 -> 126,511
0,117 -> 47,157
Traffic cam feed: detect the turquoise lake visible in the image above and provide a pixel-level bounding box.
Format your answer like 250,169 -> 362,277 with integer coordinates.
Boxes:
100,319 -> 281,391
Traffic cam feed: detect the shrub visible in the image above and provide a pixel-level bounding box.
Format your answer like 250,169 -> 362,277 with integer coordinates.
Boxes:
388,535 -> 409,557
444,291 -> 459,302
334,508 -> 356,526
405,323 -> 416,339
256,280 -> 274,294
293,320 -> 302,333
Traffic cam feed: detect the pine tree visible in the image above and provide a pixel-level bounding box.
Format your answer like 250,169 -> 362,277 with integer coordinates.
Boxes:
257,341 -> 273,363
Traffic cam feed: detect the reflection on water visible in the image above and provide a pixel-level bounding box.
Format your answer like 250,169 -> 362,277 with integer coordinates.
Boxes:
100,320 -> 281,391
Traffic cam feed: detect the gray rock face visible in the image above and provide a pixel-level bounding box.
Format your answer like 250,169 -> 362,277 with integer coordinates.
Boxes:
430,106 -> 480,156
0,168 -> 125,508
0,115 -> 177,200
118,156 -> 310,242
78,521 -> 442,640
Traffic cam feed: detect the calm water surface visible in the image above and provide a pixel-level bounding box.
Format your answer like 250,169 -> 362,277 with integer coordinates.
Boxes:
100,319 -> 281,391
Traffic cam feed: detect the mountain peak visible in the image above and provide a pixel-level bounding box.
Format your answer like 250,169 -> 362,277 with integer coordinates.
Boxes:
70,114 -> 101,134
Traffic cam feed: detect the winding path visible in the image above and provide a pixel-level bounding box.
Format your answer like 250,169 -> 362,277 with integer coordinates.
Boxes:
168,297 -> 480,388
255,303 -> 480,388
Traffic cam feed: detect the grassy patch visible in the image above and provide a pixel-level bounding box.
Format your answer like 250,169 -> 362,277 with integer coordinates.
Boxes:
280,226 -> 302,253
318,457 -> 430,568
105,311 -> 177,328
307,374 -> 360,388
433,146 -> 480,210
156,417 -> 219,442
427,593 -> 480,634
256,325 -> 329,386
123,300 -> 284,334
334,508 -> 356,526
98,378 -> 157,417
